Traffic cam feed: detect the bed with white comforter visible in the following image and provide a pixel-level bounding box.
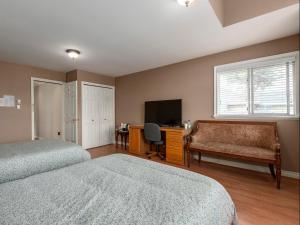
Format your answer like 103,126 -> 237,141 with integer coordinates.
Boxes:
0,153 -> 237,225
0,139 -> 90,183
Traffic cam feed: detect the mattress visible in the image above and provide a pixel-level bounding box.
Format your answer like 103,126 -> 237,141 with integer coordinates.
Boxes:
0,139 -> 90,183
0,154 -> 237,225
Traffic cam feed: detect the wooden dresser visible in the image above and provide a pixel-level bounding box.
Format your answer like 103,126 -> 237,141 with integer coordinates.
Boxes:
128,125 -> 187,165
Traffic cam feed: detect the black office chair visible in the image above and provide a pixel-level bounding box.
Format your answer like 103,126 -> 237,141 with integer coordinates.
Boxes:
144,123 -> 165,160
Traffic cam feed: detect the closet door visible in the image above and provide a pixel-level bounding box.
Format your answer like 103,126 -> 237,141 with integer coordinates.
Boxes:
82,84 -> 115,149
90,86 -> 98,148
101,87 -> 115,145
97,86 -> 104,147
82,85 -> 90,149
107,87 -> 115,144
83,85 -> 98,149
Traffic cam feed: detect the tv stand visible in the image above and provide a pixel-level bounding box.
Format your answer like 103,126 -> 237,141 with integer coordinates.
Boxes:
128,125 -> 188,165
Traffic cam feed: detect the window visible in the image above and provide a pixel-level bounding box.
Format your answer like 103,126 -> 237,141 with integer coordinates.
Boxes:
214,52 -> 299,118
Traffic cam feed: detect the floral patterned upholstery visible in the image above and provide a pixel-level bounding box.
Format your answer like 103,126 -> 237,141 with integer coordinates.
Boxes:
190,142 -> 276,160
191,122 -> 278,151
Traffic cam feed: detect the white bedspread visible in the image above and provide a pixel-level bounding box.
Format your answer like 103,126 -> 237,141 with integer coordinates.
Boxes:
0,139 -> 90,183
0,154 -> 237,225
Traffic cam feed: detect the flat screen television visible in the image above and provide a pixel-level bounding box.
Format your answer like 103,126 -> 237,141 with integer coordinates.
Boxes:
145,99 -> 182,127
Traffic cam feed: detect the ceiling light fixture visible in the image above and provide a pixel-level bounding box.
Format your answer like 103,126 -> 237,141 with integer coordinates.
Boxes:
177,0 -> 195,7
66,49 -> 80,59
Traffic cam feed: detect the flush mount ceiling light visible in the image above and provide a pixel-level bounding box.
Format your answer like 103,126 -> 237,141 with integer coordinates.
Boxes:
66,49 -> 80,59
177,0 -> 195,7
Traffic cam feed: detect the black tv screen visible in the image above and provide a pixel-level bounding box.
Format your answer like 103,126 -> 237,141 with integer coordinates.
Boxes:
145,99 -> 182,126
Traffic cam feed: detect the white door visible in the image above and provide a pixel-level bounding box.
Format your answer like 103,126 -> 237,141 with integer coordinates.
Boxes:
64,81 -> 78,143
82,85 -> 97,149
102,87 -> 115,145
82,84 -> 115,149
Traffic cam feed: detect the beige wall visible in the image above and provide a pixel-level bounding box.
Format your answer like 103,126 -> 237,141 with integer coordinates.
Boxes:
209,0 -> 224,25
209,0 -> 299,26
66,70 -> 77,82
224,0 -> 299,26
77,70 -> 115,87
0,61 -> 65,143
67,69 -> 115,144
116,34 -> 300,172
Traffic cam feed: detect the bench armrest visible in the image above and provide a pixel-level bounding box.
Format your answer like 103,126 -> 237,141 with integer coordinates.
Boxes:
185,134 -> 195,151
272,143 -> 281,153
185,134 -> 193,144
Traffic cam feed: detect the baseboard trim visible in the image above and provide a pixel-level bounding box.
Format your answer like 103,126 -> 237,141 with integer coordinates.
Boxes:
115,141 -> 128,146
196,156 -> 300,179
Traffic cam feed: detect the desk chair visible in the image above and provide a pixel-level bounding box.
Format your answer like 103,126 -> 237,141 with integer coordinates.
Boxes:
144,123 -> 165,160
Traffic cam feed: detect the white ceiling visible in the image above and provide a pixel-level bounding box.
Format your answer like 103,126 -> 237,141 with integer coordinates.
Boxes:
0,0 -> 299,77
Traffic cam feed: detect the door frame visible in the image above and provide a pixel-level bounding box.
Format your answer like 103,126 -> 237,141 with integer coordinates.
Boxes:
81,81 -> 115,149
31,77 -> 65,140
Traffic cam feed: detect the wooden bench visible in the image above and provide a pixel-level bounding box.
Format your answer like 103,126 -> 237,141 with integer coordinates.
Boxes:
186,120 -> 281,189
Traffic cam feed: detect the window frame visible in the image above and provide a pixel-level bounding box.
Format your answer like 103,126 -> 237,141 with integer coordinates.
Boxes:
213,51 -> 299,120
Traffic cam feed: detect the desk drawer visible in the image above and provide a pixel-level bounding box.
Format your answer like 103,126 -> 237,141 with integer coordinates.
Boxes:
166,144 -> 183,153
129,128 -> 141,155
166,152 -> 183,165
167,131 -> 184,139
166,132 -> 184,144
166,138 -> 183,145
166,131 -> 184,165
166,144 -> 183,165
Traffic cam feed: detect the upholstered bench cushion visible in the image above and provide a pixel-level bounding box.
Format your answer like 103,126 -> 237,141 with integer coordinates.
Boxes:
190,142 -> 276,160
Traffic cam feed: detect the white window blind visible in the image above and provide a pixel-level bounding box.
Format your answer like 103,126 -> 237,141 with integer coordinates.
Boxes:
217,68 -> 248,115
215,53 -> 299,118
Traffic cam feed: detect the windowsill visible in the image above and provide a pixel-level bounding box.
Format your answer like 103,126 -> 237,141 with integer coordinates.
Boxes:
213,115 -> 300,121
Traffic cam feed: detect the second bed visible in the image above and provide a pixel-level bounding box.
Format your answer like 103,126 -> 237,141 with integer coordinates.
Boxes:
0,152 -> 237,225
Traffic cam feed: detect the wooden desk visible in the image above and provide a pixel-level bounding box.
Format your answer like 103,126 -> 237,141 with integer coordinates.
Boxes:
129,125 -> 187,165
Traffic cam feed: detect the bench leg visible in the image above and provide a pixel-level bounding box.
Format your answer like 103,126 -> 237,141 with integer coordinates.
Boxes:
276,159 -> 281,189
121,135 -> 124,148
124,135 -> 127,150
187,150 -> 191,168
198,152 -> 201,164
268,164 -> 276,179
115,133 -> 118,149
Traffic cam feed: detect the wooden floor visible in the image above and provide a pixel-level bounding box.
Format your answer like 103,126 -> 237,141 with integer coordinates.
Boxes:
88,145 -> 299,225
